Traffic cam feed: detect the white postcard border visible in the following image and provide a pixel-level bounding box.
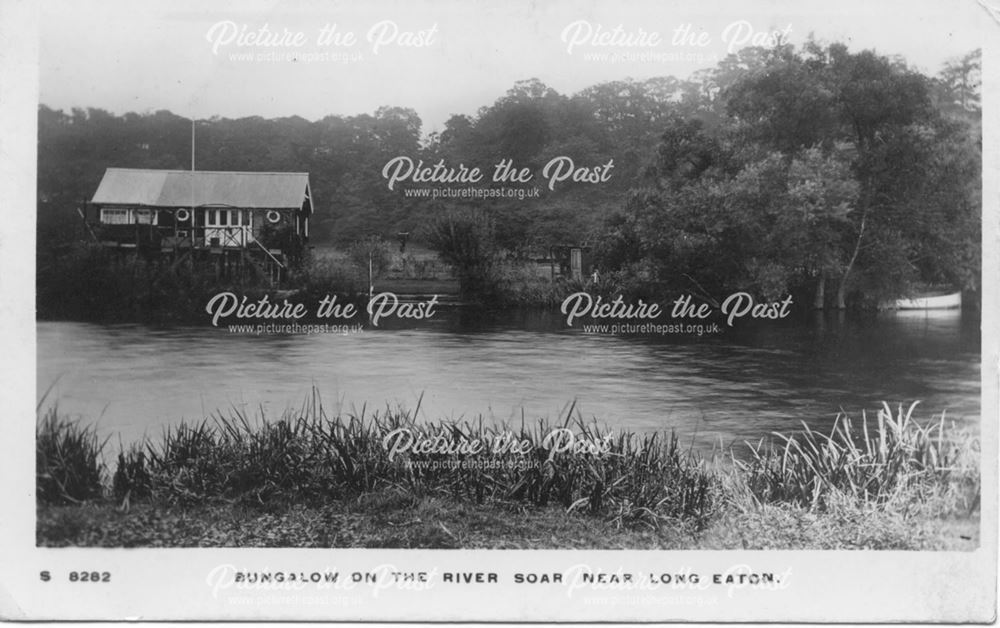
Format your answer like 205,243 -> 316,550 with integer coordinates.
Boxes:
0,0 -> 996,622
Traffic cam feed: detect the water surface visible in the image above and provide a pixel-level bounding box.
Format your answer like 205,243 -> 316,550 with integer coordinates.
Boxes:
36,308 -> 981,451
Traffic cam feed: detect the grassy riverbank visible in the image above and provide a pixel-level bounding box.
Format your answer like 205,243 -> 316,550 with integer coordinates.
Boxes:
36,396 -> 980,549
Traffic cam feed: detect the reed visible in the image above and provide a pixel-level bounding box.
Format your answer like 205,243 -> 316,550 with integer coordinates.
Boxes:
35,406 -> 107,504
36,391 -> 715,525
730,401 -> 978,513
36,394 -> 978,530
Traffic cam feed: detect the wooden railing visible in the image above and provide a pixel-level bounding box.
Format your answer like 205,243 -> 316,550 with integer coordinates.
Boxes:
203,225 -> 252,248
95,224 -> 269,251
252,238 -> 285,269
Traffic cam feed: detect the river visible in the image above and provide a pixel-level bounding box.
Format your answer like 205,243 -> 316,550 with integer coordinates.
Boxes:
36,308 -> 981,451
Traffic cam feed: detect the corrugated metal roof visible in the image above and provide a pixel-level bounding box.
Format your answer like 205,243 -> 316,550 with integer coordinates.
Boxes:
91,168 -> 312,211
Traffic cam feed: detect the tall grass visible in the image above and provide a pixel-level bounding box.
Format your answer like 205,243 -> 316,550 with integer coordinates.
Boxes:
36,407 -> 107,504
287,255 -> 364,302
36,395 -> 979,529
37,392 -> 716,526
488,261 -> 587,308
148,398 -> 717,527
731,401 -> 979,513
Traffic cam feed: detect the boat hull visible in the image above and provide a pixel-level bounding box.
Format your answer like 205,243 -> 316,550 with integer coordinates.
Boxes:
891,291 -> 962,310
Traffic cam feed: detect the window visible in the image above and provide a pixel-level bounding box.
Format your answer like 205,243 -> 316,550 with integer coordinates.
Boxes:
100,208 -> 158,225
205,209 -> 241,227
101,208 -> 129,225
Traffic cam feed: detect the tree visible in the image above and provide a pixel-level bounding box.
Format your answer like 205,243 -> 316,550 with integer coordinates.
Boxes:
938,49 -> 981,114
595,42 -> 979,309
725,42 -> 969,307
423,209 -> 498,298
781,147 -> 859,307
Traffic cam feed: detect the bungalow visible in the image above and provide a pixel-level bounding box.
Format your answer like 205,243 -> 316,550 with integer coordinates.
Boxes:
83,168 -> 314,255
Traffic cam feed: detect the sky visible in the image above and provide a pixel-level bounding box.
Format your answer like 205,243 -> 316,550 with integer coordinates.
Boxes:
37,0 -> 989,134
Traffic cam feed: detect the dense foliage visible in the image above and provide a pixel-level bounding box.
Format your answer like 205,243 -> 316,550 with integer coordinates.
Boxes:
38,43 -> 980,308
596,44 -> 981,306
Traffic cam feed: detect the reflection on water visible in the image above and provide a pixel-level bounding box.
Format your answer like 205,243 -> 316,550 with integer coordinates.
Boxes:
36,308 -> 981,451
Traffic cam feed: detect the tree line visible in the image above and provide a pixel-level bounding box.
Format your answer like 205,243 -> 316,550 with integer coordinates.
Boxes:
38,42 -> 980,308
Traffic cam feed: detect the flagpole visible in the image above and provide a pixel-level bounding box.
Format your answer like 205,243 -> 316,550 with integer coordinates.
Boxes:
190,118 -> 195,245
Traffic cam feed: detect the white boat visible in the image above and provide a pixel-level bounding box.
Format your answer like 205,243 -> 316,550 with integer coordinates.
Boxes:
891,291 -> 962,310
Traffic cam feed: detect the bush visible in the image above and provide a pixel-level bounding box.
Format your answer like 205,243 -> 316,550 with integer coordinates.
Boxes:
347,236 -> 393,279
423,210 -> 499,299
286,255 -> 364,305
